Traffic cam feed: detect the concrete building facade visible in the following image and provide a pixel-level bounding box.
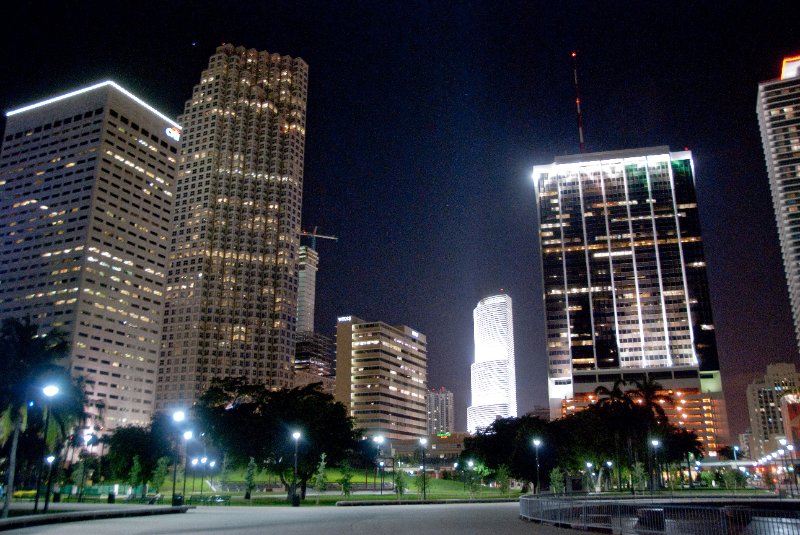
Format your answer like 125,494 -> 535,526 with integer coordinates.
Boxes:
157,44 -> 307,409
0,81 -> 180,431
335,316 -> 427,440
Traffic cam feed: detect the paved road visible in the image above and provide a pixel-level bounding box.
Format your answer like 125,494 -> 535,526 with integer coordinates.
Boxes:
11,502 -> 579,535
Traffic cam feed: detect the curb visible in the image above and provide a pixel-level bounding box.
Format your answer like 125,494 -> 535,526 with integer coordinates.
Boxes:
0,506 -> 193,531
336,498 -> 520,506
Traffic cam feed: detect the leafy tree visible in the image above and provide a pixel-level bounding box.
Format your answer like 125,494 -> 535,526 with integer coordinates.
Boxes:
631,462 -> 647,491
339,461 -> 353,497
549,467 -> 565,494
105,419 -> 174,492
128,455 -> 143,496
314,453 -> 327,505
0,317 -> 69,518
196,380 -> 358,501
244,457 -> 257,500
495,465 -> 510,496
150,457 -> 170,493
393,469 -> 407,498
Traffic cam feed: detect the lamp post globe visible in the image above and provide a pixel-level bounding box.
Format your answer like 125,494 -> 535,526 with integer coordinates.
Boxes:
34,385 -> 60,513
419,437 -> 428,500
291,431 -> 301,505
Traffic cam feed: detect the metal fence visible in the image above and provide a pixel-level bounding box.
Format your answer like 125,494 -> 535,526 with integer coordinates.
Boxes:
519,496 -> 800,534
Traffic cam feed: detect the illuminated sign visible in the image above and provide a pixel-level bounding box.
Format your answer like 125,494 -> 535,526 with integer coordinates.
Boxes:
436,432 -> 451,438
411,330 -> 420,338
165,127 -> 181,141
337,316 -> 352,322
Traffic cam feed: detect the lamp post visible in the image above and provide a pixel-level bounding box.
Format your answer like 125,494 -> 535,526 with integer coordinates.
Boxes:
209,461 -> 216,493
379,461 -> 385,494
43,455 -> 56,513
181,430 -> 193,500
467,460 -> 474,494
419,438 -> 428,500
586,462 -> 594,492
292,431 -> 301,505
191,458 -> 199,493
606,461 -> 613,491
373,436 -> 384,491
34,385 -> 59,512
532,438 -> 542,494
651,439 -> 661,493
787,444 -> 797,494
200,457 -> 208,497
170,410 -> 186,506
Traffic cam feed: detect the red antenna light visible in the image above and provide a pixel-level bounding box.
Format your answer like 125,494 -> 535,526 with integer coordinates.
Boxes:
572,51 -> 586,153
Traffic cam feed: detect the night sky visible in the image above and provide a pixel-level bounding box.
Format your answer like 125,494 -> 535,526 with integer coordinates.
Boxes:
2,1 -> 798,439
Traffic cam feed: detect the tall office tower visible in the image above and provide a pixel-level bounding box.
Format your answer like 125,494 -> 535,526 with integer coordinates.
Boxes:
533,147 -> 727,453
296,245 -> 318,333
0,81 -> 179,431
758,55 -> 800,357
746,362 -> 800,458
157,44 -> 308,410
467,294 -> 517,434
293,330 -> 335,393
427,387 -> 455,435
334,316 -> 427,440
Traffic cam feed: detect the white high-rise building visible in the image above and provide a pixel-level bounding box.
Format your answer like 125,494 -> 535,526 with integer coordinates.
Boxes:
467,294 -> 517,434
746,362 -> 800,458
0,81 -> 180,431
758,55 -> 800,357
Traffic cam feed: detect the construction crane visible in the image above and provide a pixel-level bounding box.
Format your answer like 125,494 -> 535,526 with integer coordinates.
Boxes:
300,226 -> 338,250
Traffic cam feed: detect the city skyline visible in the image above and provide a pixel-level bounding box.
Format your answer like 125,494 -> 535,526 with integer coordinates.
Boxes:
0,2 -> 797,436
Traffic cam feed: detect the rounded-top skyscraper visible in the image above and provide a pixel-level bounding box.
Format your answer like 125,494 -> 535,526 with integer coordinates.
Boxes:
467,293 -> 517,434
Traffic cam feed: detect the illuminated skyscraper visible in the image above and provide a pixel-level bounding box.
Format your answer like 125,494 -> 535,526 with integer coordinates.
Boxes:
0,81 -> 180,431
335,316 -> 427,440
467,294 -> 517,434
156,44 -> 308,409
296,245 -> 318,333
758,55 -> 800,357
533,147 -> 726,453
746,362 -> 800,458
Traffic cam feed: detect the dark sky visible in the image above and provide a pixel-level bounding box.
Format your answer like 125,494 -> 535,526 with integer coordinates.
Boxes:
2,1 -> 798,439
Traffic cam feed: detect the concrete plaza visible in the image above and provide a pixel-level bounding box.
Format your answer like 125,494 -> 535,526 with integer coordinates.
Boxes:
9,502 -> 580,535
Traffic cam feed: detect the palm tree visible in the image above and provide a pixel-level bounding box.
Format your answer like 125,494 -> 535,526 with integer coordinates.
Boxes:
594,379 -> 633,489
594,379 -> 632,407
664,427 -> 703,488
0,317 -> 69,518
630,377 -> 673,424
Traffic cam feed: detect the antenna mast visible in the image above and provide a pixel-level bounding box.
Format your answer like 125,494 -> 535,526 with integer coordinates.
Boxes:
572,51 -> 586,153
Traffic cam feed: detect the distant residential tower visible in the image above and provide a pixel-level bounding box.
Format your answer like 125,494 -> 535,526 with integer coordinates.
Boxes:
758,55 -> 800,358
427,387 -> 455,435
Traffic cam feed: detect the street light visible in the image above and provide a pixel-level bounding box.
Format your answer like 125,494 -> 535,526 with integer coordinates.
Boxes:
606,461 -> 613,491
181,430 -> 193,500
419,438 -> 428,500
373,435 -> 385,491
170,410 -> 187,506
34,384 -> 59,513
43,455 -> 56,513
292,431 -> 301,505
209,460 -> 216,493
651,439 -> 661,492
532,438 -> 542,494
200,457 -> 208,497
733,445 -> 740,462
379,461 -> 385,495
191,458 -> 199,493
467,460 -> 474,494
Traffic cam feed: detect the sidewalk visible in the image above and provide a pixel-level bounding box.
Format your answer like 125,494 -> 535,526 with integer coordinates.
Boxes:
0,502 -> 191,532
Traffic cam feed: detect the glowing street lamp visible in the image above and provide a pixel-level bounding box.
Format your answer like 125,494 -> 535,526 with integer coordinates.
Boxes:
373,435 -> 385,491
651,439 -> 661,492
533,438 -> 542,494
34,384 -> 59,513
292,431 -> 301,505
170,410 -> 187,506
181,431 -> 193,499
191,458 -> 199,493
419,438 -> 428,500
200,457 -> 208,497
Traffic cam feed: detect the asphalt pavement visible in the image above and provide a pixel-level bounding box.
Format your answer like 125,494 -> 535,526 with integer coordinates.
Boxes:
9,502 -> 581,535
